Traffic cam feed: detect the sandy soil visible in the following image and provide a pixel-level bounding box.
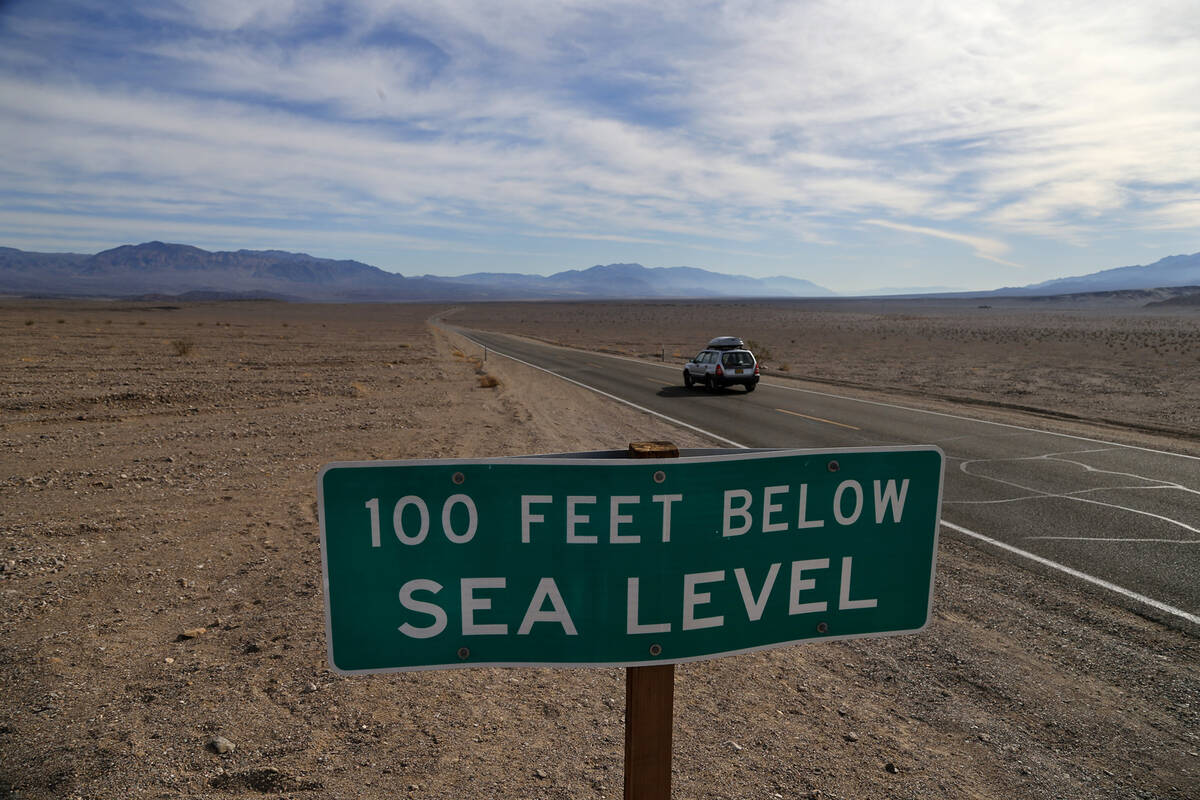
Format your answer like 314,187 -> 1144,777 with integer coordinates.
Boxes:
1,299 -> 1197,800
448,298 -> 1200,452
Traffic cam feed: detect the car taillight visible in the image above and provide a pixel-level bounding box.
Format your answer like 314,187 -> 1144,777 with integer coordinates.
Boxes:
715,364 -> 724,376
754,363 -> 759,375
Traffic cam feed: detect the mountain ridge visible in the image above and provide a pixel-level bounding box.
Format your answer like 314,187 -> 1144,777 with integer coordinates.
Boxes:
0,242 -> 836,300
2,242 -> 1198,301
990,252 -> 1200,296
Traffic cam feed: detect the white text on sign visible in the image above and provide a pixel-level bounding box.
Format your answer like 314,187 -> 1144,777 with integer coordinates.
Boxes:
395,556 -> 877,639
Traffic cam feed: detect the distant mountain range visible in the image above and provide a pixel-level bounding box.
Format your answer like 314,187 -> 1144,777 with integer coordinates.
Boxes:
986,252 -> 1200,296
1,241 -> 1197,302
0,242 -> 834,301
435,263 -> 833,299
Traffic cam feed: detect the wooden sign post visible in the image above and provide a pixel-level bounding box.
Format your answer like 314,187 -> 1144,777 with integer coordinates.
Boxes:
624,441 -> 679,800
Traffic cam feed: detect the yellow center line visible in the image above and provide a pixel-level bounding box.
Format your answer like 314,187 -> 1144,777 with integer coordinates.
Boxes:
775,407 -> 861,430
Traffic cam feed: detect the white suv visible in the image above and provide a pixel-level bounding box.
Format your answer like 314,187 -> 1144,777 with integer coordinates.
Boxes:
683,337 -> 760,392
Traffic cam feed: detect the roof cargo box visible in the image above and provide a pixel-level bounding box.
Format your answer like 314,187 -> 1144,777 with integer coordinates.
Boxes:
707,336 -> 745,350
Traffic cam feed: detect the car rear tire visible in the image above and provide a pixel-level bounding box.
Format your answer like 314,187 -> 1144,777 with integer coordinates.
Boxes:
745,382 -> 756,392
704,375 -> 714,392
683,370 -> 694,388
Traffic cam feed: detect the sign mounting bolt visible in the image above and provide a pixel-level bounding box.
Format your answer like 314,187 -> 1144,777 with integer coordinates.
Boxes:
457,647 -> 470,660
653,470 -> 666,484
816,622 -> 828,634
452,472 -> 465,485
827,460 -> 839,473
649,643 -> 662,656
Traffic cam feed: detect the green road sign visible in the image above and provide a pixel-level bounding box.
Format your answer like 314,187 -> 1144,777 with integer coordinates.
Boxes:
318,447 -> 943,674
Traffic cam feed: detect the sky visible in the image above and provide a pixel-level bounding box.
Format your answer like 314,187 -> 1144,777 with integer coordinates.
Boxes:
1,1 -> 1198,293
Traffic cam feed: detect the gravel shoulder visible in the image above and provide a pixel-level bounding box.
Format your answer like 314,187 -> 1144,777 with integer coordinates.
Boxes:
1,300 -> 1196,800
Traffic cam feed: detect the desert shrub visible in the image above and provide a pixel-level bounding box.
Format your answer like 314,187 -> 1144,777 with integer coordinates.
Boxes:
171,339 -> 193,357
349,381 -> 369,397
477,374 -> 500,388
24,320 -> 33,326
745,339 -> 772,360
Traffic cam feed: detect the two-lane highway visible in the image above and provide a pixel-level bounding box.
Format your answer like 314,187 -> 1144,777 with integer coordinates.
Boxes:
455,327 -> 1200,629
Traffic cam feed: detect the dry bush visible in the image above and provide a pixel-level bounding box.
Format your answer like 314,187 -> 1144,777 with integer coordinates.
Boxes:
349,381 -> 369,397
171,339 -> 193,357
745,339 -> 772,360
477,374 -> 500,388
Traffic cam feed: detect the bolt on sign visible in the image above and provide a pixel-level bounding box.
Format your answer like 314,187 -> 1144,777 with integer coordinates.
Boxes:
318,447 -> 944,674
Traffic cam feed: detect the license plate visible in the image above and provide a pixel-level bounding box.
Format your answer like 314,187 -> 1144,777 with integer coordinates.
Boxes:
735,368 -> 744,374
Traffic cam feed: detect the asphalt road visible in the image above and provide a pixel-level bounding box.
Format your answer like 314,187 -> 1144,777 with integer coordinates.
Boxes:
455,327 -> 1200,630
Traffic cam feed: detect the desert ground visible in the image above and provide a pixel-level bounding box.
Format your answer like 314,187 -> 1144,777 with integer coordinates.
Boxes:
1,298 -> 1197,800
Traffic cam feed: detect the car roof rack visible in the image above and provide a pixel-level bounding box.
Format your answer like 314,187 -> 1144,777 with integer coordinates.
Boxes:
707,336 -> 745,350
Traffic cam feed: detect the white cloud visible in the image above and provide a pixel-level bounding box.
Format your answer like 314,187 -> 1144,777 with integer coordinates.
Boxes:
864,219 -> 1021,268
147,0 -> 311,32
1,0 -> 1198,284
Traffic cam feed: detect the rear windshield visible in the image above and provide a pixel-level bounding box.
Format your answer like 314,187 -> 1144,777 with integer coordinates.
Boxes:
722,352 -> 754,367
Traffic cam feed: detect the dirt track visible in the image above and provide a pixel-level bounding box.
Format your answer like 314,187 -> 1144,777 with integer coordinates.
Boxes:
1,299 -> 1197,799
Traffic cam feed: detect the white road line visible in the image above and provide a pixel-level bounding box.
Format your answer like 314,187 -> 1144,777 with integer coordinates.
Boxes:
946,482 -> 1193,504
1026,537 -> 1200,544
457,332 -> 746,449
946,485 -> 1190,505
1042,458 -> 1200,496
454,328 -> 1198,626
759,382 -> 1200,461
942,521 -> 1200,626
957,459 -> 1200,535
945,495 -> 1061,505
